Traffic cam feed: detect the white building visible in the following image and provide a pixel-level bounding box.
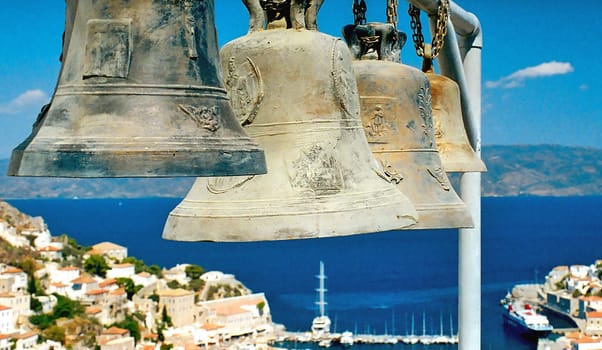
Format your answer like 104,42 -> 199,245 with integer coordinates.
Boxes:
0,305 -> 13,334
52,266 -> 80,285
201,271 -> 235,283
107,264 -> 135,279
197,293 -> 272,337
0,268 -> 27,293
0,293 -> 30,326
13,331 -> 38,350
38,245 -> 62,261
132,272 -> 157,288
87,242 -> 128,261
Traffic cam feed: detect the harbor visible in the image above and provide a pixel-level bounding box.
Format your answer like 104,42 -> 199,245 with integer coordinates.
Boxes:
272,262 -> 458,348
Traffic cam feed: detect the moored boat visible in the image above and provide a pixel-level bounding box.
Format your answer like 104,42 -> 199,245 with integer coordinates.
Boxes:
501,297 -> 553,337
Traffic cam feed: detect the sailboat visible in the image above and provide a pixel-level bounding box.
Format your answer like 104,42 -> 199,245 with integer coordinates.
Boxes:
406,313 -> 419,344
419,311 -> 433,344
311,261 -> 331,345
432,312 -> 450,344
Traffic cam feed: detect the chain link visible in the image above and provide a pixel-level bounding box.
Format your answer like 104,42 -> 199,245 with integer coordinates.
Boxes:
408,0 -> 450,59
386,0 -> 398,29
353,0 -> 367,25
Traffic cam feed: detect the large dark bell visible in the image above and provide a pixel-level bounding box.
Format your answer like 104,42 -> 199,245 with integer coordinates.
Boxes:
8,0 -> 266,178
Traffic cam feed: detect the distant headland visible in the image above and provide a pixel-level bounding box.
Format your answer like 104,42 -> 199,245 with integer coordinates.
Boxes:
0,144 -> 600,199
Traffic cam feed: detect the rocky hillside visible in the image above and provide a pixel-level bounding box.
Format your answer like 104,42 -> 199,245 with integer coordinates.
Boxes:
0,144 -> 600,198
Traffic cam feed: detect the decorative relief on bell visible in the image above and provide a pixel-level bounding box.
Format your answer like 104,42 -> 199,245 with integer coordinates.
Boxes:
345,21 -> 474,229
417,84 -> 435,147
361,98 -> 395,144
206,175 -> 255,194
225,57 -> 264,126
83,19 -> 132,79
330,40 -> 360,119
427,167 -> 451,191
380,159 -> 404,184
178,105 -> 220,133
288,144 -> 344,196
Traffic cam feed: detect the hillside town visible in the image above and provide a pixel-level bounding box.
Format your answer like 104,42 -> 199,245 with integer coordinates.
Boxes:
0,201 -> 280,350
508,261 -> 602,350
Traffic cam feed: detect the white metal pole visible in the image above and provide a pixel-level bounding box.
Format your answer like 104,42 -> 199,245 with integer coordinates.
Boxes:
457,26 -> 483,350
407,2 -> 483,349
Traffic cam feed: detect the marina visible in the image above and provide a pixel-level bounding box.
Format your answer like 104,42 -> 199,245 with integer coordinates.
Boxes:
274,262 -> 459,347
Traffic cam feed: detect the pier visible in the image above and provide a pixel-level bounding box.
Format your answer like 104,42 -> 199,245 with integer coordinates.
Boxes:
275,331 -> 459,346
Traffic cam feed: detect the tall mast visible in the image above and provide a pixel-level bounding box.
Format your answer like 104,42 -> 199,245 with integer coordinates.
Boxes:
316,261 -> 328,317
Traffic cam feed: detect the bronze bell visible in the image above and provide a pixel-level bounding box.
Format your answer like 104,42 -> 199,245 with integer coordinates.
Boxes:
427,72 -> 486,172
162,0 -> 417,242
8,0 -> 266,178
344,22 -> 473,230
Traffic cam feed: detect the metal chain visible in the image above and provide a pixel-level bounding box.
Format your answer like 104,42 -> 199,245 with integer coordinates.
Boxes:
353,0 -> 367,25
386,0 -> 398,29
408,0 -> 450,59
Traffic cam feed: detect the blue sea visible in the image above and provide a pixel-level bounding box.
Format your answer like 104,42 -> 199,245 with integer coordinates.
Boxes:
6,196 -> 602,350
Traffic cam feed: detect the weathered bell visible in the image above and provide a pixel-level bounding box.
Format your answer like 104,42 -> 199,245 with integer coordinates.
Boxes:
8,0 -> 266,178
344,22 -> 473,229
427,72 -> 486,172
162,0 -> 417,242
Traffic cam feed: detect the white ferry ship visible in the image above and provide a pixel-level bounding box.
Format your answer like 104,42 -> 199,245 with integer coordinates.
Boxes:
501,297 -> 553,337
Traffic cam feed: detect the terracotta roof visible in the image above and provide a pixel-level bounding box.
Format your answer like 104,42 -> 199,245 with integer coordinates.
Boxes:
580,296 -> 602,301
143,333 -> 158,340
572,337 -> 600,344
141,345 -> 155,350
587,311 -> 602,318
111,263 -> 134,269
50,282 -> 68,288
93,242 -> 126,251
99,279 -> 118,288
0,293 -> 14,298
0,334 -> 10,340
39,246 -> 61,252
102,326 -> 129,336
59,266 -> 79,271
201,323 -> 224,331
157,288 -> 194,297
71,276 -> 97,284
2,268 -> 23,274
86,249 -> 103,256
12,331 -> 37,339
85,289 -> 108,296
85,307 -> 102,315
210,296 -> 266,317
109,288 -> 126,296
0,305 -> 11,311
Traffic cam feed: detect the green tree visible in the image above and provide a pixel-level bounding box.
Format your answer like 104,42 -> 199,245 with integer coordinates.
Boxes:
184,264 -> 204,280
161,306 -> 172,327
112,316 -> 141,342
147,265 -> 163,278
256,301 -> 266,316
115,278 -> 142,300
188,279 -> 205,292
53,294 -> 85,319
30,297 -> 43,313
29,314 -> 54,329
83,255 -> 109,278
166,280 -> 181,289
42,325 -> 66,343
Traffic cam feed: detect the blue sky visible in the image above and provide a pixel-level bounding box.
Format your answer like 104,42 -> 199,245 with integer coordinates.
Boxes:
0,1 -> 600,158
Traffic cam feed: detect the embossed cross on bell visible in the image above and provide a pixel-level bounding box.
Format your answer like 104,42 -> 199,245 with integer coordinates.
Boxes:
344,20 -> 473,230
162,0 -> 417,242
8,0 -> 266,178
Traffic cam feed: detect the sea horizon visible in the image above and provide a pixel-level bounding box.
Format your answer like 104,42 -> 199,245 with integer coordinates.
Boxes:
6,196 -> 602,350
